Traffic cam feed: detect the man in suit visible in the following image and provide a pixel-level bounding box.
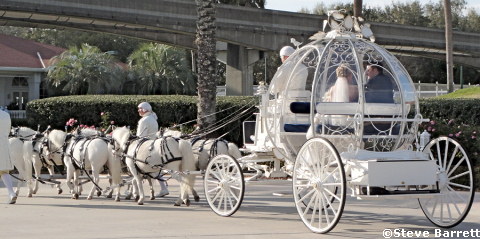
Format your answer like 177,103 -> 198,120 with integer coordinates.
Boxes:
364,63 -> 395,103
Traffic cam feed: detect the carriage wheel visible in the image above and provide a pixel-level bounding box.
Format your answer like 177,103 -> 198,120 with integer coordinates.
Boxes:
293,137 -> 346,234
419,137 -> 475,228
204,154 -> 245,217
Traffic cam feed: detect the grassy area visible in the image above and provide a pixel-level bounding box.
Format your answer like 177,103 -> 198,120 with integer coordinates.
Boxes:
437,86 -> 480,99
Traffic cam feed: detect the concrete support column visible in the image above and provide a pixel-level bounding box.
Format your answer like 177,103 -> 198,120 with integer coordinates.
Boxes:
225,43 -> 260,96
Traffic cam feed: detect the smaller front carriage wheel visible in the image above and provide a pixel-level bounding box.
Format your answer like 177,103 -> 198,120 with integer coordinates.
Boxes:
293,137 -> 346,234
204,154 -> 245,217
419,137 -> 475,228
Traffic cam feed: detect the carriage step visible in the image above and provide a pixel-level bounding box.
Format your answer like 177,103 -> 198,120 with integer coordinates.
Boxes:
361,187 -> 439,195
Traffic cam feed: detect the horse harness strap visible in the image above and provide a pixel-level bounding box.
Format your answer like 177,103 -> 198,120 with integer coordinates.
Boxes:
160,136 -> 182,165
123,136 -> 182,179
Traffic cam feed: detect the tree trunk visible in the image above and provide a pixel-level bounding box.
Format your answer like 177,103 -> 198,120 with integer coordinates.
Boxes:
444,0 -> 454,93
195,0 -> 217,133
354,0 -> 363,17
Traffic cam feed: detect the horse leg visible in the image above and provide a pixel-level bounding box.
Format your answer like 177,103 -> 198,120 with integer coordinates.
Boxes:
46,165 -> 62,194
87,169 -> 100,200
126,160 -> 144,205
106,177 -> 113,198
147,178 -> 155,200
124,181 -> 133,200
64,161 -> 78,199
32,159 -> 42,195
132,176 -> 144,205
191,188 -> 200,202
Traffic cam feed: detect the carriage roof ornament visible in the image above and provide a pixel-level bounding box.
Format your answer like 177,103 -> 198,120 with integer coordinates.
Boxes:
309,9 -> 375,42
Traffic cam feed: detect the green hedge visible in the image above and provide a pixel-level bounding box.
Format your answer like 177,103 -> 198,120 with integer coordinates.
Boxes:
420,98 -> 480,125
26,95 -> 257,144
22,96 -> 480,187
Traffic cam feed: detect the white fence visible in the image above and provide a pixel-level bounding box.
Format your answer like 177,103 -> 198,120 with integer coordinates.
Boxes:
9,110 -> 26,119
217,82 -> 474,98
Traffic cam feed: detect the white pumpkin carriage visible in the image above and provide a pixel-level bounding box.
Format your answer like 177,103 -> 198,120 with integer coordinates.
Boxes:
202,11 -> 475,233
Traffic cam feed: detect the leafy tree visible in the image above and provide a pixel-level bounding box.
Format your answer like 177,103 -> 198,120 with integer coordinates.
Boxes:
216,0 -> 265,8
127,43 -> 195,95
47,44 -> 124,95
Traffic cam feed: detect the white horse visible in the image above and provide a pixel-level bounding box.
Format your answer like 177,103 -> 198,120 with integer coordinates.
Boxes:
62,128 -> 122,201
15,127 -> 64,197
111,126 -> 196,206
9,127 -> 38,196
162,128 -> 242,201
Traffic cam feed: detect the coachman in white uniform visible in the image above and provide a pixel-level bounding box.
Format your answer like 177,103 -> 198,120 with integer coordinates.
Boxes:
0,109 -> 17,204
136,102 -> 159,139
136,102 -> 169,197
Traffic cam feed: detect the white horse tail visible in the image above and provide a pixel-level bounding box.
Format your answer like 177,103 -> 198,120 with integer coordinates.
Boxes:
178,139 -> 196,171
228,142 -> 242,160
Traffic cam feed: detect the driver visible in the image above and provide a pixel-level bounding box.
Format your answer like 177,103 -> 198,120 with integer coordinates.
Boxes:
137,102 -> 169,197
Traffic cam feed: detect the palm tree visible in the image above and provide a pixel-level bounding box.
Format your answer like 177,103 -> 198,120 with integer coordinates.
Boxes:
47,44 -> 123,95
128,43 -> 195,95
444,0 -> 454,93
195,0 -> 218,132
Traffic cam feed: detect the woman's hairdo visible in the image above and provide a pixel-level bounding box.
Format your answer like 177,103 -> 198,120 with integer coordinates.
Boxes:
336,64 -> 350,77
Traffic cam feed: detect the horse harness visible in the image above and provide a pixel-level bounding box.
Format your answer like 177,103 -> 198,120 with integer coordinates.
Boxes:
36,133 -> 71,175
191,137 -> 229,160
117,136 -> 183,179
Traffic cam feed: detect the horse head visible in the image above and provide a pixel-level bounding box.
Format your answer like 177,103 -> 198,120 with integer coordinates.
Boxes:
111,126 -> 131,152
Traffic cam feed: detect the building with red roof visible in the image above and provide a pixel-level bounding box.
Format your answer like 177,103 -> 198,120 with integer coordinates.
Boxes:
0,33 -> 65,112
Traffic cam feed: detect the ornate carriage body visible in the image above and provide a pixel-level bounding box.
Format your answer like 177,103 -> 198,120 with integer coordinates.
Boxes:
204,12 -> 474,234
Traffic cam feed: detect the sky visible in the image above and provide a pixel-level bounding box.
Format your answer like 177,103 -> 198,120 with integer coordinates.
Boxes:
265,0 -> 480,13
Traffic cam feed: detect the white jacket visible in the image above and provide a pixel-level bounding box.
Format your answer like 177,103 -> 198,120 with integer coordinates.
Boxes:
0,110 -> 13,171
136,112 -> 159,139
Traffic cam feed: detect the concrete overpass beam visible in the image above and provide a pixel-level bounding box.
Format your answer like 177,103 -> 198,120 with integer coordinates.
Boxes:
225,43 -> 260,96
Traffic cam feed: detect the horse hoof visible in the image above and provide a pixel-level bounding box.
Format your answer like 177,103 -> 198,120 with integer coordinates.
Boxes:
115,198 -> 120,202
185,199 -> 191,207
174,202 -> 181,206
125,195 -> 131,200
27,194 -> 32,198
194,195 -> 200,202
73,194 -> 79,199
135,195 -> 140,202
87,196 -> 92,200
106,194 -> 112,199
96,191 -> 101,197
138,201 -> 144,205
58,189 -> 63,194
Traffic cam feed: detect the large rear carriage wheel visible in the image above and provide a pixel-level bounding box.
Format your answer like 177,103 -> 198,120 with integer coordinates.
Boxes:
419,137 -> 475,228
204,154 -> 245,217
293,137 -> 346,233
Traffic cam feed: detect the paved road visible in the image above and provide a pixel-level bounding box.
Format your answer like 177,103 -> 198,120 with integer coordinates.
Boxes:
1,177 -> 479,239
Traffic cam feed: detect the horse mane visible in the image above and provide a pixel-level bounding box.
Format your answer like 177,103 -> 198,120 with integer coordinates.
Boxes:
17,127 -> 37,138
112,126 -> 131,150
48,129 -> 67,148
80,128 -> 99,137
163,128 -> 183,138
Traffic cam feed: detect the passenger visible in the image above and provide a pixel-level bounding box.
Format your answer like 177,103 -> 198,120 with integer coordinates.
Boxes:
136,102 -> 169,197
324,64 -> 358,102
0,108 -> 16,204
364,63 -> 395,103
